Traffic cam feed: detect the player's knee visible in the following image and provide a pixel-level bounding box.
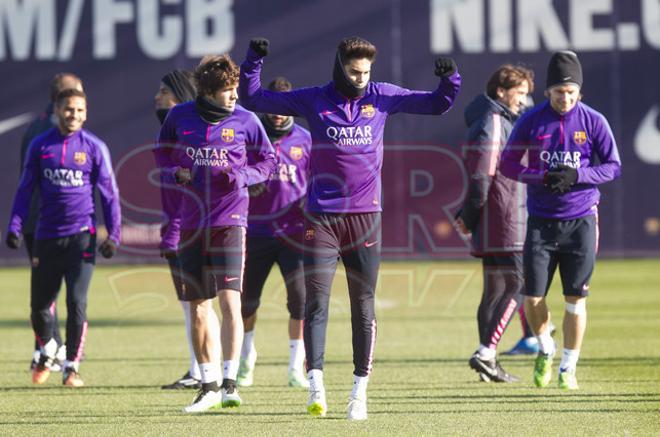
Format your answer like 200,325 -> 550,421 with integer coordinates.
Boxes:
565,298 -> 586,315
241,298 -> 259,319
287,301 -> 305,320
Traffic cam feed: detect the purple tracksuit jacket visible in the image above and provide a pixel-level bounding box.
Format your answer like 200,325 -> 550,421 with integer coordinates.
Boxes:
500,100 -> 621,219
240,47 -> 461,214
8,127 -> 121,243
247,123 -> 311,237
155,102 -> 276,245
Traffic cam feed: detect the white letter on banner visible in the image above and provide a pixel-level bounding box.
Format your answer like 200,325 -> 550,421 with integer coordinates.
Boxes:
186,0 -> 234,56
138,0 -> 182,59
0,0 -> 56,60
570,0 -> 614,50
430,0 -> 484,53
642,0 -> 660,48
517,0 -> 569,52
93,0 -> 134,59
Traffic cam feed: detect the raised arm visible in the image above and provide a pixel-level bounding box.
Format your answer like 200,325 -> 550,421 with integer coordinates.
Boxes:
382,57 -> 461,115
239,38 -> 311,116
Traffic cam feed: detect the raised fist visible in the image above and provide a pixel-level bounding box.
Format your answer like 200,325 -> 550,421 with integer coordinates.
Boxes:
250,38 -> 270,57
434,57 -> 457,78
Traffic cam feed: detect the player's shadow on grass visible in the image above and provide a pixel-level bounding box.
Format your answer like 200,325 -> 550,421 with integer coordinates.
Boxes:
0,318 -> 182,328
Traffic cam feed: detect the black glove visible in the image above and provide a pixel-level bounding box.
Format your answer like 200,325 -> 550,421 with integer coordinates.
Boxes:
248,182 -> 267,197
250,37 -> 270,57
160,248 -> 177,260
544,164 -> 578,194
434,57 -> 457,77
99,239 -> 117,259
175,167 -> 192,185
6,232 -> 22,249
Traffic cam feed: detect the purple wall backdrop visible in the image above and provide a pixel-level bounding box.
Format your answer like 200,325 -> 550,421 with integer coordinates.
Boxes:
1,0 -> 659,263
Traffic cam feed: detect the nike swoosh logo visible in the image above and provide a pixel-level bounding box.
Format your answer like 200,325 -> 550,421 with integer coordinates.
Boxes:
225,276 -> 239,282
536,134 -> 552,140
321,110 -> 336,115
364,241 -> 378,248
634,105 -> 660,164
183,130 -> 195,135
0,112 -> 34,136
41,154 -> 54,159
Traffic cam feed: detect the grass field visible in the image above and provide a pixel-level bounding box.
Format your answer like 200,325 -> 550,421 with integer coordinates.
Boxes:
1,259 -> 659,436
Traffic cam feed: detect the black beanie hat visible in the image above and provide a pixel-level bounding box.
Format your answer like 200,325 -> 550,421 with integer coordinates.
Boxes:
546,51 -> 582,90
161,69 -> 196,103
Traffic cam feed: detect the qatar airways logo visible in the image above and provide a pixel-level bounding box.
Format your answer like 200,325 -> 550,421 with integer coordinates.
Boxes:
186,146 -> 229,167
540,150 -> 581,169
269,163 -> 298,184
43,168 -> 83,187
326,125 -> 373,146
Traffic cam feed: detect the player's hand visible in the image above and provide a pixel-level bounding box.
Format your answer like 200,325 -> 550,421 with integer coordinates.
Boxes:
250,38 -> 270,57
248,182 -> 267,197
434,57 -> 457,77
99,239 -> 117,259
218,168 -> 239,188
545,164 -> 578,194
5,232 -> 22,249
160,248 -> 177,260
175,167 -> 192,185
454,217 -> 471,238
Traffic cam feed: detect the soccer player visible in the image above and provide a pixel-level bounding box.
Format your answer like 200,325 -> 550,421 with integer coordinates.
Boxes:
7,88 -> 121,387
236,77 -> 312,389
20,73 -> 84,371
153,70 -> 219,391
456,64 -> 534,382
240,37 -> 460,419
156,54 -> 276,412
500,51 -> 621,389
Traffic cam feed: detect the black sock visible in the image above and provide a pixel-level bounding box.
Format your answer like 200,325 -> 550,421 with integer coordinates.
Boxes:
221,378 -> 236,390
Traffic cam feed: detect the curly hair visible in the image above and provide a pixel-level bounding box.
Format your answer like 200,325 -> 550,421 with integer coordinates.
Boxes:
194,54 -> 239,97
486,65 -> 535,99
268,76 -> 292,92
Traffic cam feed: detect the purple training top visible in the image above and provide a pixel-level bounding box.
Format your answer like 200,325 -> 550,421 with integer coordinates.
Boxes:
247,123 -> 311,237
240,47 -> 461,214
156,102 -> 276,238
500,100 -> 621,220
8,127 -> 121,243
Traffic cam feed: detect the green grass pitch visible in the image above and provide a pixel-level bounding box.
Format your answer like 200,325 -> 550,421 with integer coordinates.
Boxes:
1,259 -> 659,436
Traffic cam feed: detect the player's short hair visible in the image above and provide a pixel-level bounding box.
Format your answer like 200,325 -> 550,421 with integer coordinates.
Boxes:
55,88 -> 87,106
194,54 -> 239,97
486,65 -> 535,99
50,73 -> 83,103
338,37 -> 377,63
268,77 -> 292,92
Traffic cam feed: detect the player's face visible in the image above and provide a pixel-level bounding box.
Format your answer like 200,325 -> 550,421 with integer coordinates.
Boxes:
56,96 -> 87,135
154,83 -> 179,110
344,58 -> 371,89
497,81 -> 530,115
210,83 -> 238,111
547,84 -> 581,114
266,113 -> 289,128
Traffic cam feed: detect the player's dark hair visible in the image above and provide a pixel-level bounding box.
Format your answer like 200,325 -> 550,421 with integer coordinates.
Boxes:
268,76 -> 292,92
486,65 -> 535,99
50,73 -> 83,103
338,37 -> 377,63
194,54 -> 239,97
55,88 -> 87,106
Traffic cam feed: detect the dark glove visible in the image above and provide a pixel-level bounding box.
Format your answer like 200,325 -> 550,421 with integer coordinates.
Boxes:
248,182 -> 267,197
160,248 -> 177,260
6,232 -> 22,249
250,37 -> 270,57
544,164 -> 578,194
175,167 -> 191,185
99,239 -> 117,259
434,57 -> 457,77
